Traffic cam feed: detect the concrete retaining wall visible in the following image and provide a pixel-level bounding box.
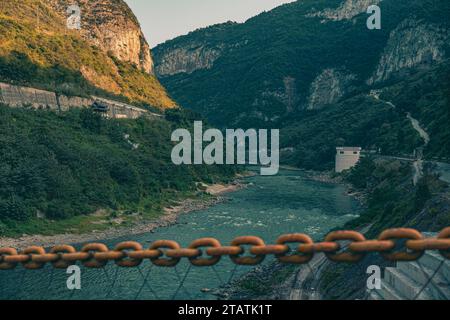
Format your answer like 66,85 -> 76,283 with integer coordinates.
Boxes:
369,236 -> 450,300
0,82 -> 59,109
57,95 -> 94,111
92,96 -> 149,120
0,82 -> 154,120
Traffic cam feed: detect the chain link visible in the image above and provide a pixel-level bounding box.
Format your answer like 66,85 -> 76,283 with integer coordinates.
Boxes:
378,228 -> 425,261
0,227 -> 449,269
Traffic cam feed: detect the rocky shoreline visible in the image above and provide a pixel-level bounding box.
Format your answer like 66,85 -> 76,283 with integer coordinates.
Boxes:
216,170 -> 367,300
0,182 -> 246,250
305,170 -> 368,205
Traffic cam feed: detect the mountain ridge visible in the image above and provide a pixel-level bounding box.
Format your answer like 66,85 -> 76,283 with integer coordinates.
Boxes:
154,0 -> 450,168
154,0 -> 449,119
48,0 -> 154,74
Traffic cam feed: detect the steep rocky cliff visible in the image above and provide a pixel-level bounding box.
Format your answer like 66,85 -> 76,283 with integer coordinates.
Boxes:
307,69 -> 356,110
153,0 -> 450,165
154,22 -> 238,76
48,0 -> 153,74
307,0 -> 382,21
0,0 -> 174,109
368,19 -> 449,84
155,44 -> 223,76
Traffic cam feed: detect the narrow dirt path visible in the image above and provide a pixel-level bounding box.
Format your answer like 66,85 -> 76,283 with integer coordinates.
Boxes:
369,90 -> 431,185
407,113 -> 430,146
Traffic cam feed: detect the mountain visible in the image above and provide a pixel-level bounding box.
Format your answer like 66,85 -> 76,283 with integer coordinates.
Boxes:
0,0 -> 174,109
48,0 -> 153,73
154,0 -> 450,168
0,1 -> 238,236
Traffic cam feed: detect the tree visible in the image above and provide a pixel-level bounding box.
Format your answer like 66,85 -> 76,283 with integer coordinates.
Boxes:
414,179 -> 431,212
80,108 -> 103,133
0,197 -> 32,221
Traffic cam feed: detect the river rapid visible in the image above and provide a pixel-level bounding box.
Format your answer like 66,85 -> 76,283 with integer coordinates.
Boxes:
0,169 -> 361,300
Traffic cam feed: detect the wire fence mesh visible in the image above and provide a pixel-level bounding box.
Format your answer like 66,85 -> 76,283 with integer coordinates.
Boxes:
1,229 -> 449,300
0,258 -> 248,300
1,254 -> 448,300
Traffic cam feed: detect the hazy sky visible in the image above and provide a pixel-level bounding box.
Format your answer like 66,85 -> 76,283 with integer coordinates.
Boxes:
125,0 -> 296,48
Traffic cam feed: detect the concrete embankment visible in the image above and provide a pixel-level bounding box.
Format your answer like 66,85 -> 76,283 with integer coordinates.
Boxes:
0,180 -> 245,250
0,82 -> 155,119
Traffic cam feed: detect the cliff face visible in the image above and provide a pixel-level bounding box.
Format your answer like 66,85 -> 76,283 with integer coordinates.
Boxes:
307,69 -> 356,110
307,0 -> 382,21
49,0 -> 153,74
153,22 -> 239,77
368,19 -> 449,84
155,44 -> 223,76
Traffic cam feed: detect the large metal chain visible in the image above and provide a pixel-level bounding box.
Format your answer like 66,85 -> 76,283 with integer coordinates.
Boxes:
0,227 -> 449,270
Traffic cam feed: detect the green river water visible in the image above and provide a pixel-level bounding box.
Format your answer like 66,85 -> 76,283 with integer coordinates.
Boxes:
0,169 -> 361,300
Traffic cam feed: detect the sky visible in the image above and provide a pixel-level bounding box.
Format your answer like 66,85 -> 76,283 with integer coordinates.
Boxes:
125,0 -> 296,48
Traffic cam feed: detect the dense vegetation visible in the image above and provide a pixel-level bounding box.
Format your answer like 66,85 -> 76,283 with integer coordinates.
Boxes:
0,0 -> 174,109
380,62 -> 450,159
281,95 -> 423,170
0,105 -> 237,236
280,60 -> 450,170
154,0 -> 450,169
345,157 -> 449,235
155,0 -> 450,124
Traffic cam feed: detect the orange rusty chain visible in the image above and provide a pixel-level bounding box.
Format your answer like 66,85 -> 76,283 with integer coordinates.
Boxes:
0,227 -> 449,270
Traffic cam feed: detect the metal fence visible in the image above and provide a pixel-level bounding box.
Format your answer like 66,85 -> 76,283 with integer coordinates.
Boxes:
1,228 -> 449,300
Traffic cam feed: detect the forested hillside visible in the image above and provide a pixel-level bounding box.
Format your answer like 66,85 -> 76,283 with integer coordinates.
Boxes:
0,105 -> 237,236
154,0 -> 450,169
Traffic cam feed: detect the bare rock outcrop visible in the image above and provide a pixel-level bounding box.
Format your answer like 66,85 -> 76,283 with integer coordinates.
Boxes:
307,69 -> 356,110
368,19 -> 448,84
49,0 -> 153,74
155,43 -> 224,76
307,0 -> 382,21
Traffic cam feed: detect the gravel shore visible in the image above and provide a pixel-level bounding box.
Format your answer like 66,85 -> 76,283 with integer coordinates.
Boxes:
0,182 -> 245,250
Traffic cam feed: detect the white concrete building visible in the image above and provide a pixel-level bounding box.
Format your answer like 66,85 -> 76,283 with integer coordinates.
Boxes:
335,147 -> 362,173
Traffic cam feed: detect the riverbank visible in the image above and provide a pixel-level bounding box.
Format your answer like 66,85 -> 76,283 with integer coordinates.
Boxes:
216,169 -> 365,300
0,181 -> 247,250
305,170 -> 368,206
1,167 -> 365,300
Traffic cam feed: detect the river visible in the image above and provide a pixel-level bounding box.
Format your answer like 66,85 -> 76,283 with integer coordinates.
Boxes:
0,169 -> 361,300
